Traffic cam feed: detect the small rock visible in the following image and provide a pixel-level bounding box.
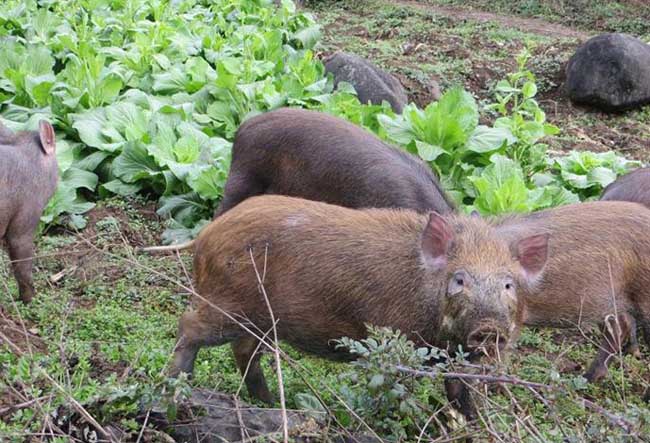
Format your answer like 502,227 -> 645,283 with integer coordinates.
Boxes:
565,33 -> 650,111
324,52 -> 408,113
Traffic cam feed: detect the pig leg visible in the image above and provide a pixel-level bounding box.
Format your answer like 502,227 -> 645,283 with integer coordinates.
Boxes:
232,336 -> 274,404
625,317 -> 642,359
170,310 -> 241,377
213,172 -> 265,219
6,231 -> 36,304
444,379 -> 476,421
584,313 -> 633,382
640,318 -> 650,349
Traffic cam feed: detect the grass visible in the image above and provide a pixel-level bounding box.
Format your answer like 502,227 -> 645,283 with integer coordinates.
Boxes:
2,0 -> 650,441
0,197 -> 348,440
422,0 -> 650,39
1,196 -> 649,441
311,0 -> 650,160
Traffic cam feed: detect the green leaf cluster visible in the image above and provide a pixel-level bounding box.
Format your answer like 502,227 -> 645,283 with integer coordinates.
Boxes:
334,326 -> 441,441
0,1 -> 640,235
0,0 -> 338,234
375,48 -> 638,215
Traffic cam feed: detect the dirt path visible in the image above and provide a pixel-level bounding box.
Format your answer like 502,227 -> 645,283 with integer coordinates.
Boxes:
392,0 -> 591,40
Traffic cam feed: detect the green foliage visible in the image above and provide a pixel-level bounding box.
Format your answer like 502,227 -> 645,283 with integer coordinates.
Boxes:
42,141 -> 98,230
546,150 -> 641,200
375,48 -> 637,215
488,48 -> 559,177
0,0 -> 641,233
334,326 -> 440,441
326,326 -> 650,442
0,0 -> 339,236
379,86 -> 515,205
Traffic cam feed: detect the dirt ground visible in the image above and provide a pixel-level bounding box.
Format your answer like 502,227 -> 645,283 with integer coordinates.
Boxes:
311,0 -> 650,161
2,1 -> 650,441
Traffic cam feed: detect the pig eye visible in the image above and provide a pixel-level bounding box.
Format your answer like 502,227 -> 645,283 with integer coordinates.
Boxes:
453,272 -> 466,287
504,279 -> 515,290
448,271 -> 467,296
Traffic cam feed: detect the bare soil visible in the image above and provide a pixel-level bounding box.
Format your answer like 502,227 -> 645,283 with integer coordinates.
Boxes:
396,0 -> 591,39
0,305 -> 46,356
315,0 -> 650,161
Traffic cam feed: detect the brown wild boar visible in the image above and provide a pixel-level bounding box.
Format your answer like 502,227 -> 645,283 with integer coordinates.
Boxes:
142,108 -> 454,252
170,195 -> 548,417
600,167 -> 650,208
0,120 -> 58,303
496,201 -> 650,381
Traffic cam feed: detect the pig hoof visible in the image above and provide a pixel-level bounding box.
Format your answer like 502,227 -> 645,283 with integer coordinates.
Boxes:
628,345 -> 642,359
250,388 -> 275,405
19,294 -> 33,304
584,366 -> 607,383
168,367 -> 193,380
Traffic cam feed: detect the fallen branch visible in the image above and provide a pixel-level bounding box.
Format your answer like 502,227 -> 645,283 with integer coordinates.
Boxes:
40,370 -> 117,442
0,395 -> 54,417
395,365 -> 638,435
249,245 -> 289,443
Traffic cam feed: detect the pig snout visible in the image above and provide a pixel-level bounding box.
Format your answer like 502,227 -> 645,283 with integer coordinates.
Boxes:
466,322 -> 509,358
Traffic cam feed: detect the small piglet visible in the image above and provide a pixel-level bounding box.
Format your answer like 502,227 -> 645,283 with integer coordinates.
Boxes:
0,121 -> 58,303
140,108 -> 455,253
600,167 -> 650,208
170,195 -> 548,417
496,201 -> 650,381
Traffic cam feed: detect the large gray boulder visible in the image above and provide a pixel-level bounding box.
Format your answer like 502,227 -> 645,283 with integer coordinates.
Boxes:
565,33 -> 650,111
324,52 -> 408,113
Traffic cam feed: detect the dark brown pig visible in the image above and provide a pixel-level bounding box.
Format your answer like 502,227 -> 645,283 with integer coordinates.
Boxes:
215,108 -> 453,217
600,167 -> 650,208
496,201 -> 650,381
170,195 -> 548,417
0,120 -> 58,303
142,108 -> 454,252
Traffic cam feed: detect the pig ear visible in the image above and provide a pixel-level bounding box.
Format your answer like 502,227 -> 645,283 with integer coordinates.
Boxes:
515,233 -> 549,283
421,211 -> 453,271
38,120 -> 56,155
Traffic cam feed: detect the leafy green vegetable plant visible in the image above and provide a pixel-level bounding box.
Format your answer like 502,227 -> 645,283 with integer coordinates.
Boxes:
0,0 -> 641,234
0,0 -> 336,236
545,150 -> 641,200
488,48 -> 560,177
375,48 -> 637,215
378,87 -> 515,204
